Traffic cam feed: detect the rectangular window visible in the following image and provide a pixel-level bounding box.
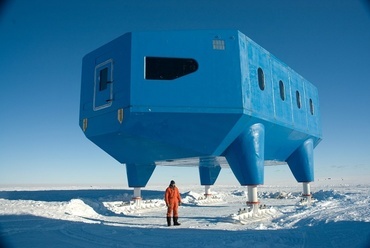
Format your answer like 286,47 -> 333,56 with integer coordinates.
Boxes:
93,58 -> 113,111
99,67 -> 109,91
145,57 -> 198,80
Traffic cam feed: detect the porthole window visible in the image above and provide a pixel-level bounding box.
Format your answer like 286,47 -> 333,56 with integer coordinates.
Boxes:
309,98 -> 314,115
279,80 -> 285,101
257,67 -> 265,91
296,90 -> 301,109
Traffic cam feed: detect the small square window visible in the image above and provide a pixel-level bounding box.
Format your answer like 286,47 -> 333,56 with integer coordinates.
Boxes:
213,39 -> 225,50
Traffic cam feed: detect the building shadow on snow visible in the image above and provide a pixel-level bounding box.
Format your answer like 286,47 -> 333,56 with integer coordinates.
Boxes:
1,215 -> 369,248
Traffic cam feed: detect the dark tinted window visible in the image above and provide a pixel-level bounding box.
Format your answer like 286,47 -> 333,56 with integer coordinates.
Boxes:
257,67 -> 265,90
296,90 -> 301,109
99,67 -> 109,91
309,98 -> 314,115
145,57 -> 198,80
279,80 -> 285,101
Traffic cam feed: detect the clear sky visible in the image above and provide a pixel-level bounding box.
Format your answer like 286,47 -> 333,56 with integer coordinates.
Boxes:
1,0 -> 370,187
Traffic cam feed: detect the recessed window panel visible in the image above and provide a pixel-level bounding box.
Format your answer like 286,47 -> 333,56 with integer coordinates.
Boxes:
279,80 -> 285,101
309,98 -> 314,115
145,57 -> 198,80
99,67 -> 109,91
296,90 -> 301,109
257,67 -> 265,91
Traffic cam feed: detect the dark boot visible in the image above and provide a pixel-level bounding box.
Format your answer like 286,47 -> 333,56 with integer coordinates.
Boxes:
173,217 -> 181,226
167,217 -> 171,226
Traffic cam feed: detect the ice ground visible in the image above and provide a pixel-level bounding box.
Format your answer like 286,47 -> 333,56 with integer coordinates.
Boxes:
0,183 -> 369,248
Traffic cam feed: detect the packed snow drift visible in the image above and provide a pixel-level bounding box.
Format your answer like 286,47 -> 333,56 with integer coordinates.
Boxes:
0,183 -> 369,247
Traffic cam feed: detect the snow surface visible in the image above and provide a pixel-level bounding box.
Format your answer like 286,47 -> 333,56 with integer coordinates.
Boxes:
0,182 -> 369,248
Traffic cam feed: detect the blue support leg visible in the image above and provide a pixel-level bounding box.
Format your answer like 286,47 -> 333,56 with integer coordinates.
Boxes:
199,157 -> 221,197
224,123 -> 265,209
286,138 -> 314,183
286,138 -> 314,202
224,123 -> 265,186
199,157 -> 221,185
126,163 -> 156,204
126,163 -> 156,187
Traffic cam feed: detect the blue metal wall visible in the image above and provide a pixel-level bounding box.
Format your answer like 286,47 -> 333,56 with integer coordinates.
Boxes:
79,30 -> 322,186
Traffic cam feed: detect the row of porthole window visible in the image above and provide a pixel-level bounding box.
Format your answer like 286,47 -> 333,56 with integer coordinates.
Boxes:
257,67 -> 314,115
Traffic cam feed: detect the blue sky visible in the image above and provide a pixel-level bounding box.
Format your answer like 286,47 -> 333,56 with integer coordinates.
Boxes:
1,0 -> 370,187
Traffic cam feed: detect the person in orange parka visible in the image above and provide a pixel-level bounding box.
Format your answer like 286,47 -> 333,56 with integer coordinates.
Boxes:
165,180 -> 182,226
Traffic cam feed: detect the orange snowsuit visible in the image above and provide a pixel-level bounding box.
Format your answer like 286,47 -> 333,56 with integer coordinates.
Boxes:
165,185 -> 181,217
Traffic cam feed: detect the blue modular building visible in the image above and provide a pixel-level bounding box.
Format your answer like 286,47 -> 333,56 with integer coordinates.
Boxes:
79,30 -> 322,205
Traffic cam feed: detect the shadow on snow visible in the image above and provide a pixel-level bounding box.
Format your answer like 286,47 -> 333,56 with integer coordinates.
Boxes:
0,215 -> 370,248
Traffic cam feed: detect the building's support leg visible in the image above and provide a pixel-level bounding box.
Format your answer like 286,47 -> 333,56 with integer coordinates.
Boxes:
247,185 -> 259,212
204,185 -> 211,197
286,138 -> 314,203
132,187 -> 142,206
125,162 -> 156,205
302,182 -> 312,203
199,157 -> 221,198
224,123 -> 265,209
